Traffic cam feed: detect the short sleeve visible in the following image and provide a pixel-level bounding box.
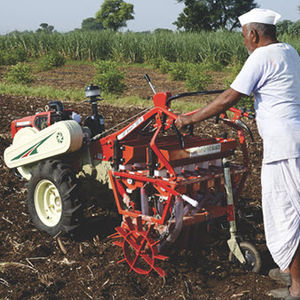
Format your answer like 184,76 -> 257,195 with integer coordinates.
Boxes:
230,51 -> 263,96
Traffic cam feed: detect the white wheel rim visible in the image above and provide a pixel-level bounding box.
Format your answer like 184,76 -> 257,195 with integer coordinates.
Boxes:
34,179 -> 62,227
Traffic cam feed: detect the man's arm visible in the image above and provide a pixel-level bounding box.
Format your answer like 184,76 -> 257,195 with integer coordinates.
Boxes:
175,88 -> 244,129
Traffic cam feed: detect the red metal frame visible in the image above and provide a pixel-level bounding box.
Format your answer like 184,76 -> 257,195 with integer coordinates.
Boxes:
90,91 -> 252,259
92,91 -> 250,208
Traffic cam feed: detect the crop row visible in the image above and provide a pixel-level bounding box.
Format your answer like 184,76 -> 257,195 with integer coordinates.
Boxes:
0,30 -> 249,65
0,30 -> 299,66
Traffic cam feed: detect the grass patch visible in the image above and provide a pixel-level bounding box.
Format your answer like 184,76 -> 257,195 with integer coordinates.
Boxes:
0,82 -> 206,113
0,83 -> 84,101
66,60 -> 95,66
125,62 -> 154,69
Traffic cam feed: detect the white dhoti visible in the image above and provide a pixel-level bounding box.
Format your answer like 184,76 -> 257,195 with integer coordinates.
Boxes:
261,157 -> 300,271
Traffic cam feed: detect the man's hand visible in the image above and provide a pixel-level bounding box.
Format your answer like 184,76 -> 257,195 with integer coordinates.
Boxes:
175,88 -> 243,129
175,114 -> 193,129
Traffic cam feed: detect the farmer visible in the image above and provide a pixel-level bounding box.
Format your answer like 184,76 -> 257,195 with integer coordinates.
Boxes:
175,8 -> 300,300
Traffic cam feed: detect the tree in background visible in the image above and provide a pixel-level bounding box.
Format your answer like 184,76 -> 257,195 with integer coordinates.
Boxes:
276,20 -> 294,35
95,0 -> 134,31
36,23 -> 55,33
81,18 -> 104,31
174,0 -> 257,32
276,19 -> 300,35
290,20 -> 300,35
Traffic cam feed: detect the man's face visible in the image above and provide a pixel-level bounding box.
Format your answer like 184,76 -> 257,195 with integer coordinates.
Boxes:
242,25 -> 256,55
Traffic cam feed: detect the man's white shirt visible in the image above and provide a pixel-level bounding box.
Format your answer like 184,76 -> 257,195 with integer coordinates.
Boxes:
231,43 -> 300,163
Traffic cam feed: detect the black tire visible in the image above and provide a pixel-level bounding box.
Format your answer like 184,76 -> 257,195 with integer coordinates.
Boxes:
27,159 -> 83,236
228,241 -> 261,273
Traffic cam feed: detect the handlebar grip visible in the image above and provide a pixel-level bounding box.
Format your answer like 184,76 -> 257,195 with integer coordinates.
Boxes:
144,74 -> 151,83
186,124 -> 194,135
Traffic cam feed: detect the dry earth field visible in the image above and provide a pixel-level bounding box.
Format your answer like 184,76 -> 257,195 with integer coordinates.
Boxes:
0,64 -> 285,299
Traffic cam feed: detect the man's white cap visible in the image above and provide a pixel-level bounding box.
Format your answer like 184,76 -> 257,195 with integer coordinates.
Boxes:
238,8 -> 281,26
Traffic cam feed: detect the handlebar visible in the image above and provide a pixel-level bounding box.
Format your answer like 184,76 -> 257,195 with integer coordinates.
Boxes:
144,73 -> 225,107
218,107 -> 255,142
166,89 -> 225,106
228,107 -> 255,120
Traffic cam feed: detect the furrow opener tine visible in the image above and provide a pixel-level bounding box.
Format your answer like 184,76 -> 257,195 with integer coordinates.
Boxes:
140,253 -> 166,277
155,254 -> 169,261
151,240 -> 161,247
119,231 -> 139,251
153,266 -> 166,277
136,216 -> 143,232
108,232 -> 121,239
125,217 -> 135,231
136,235 -> 144,245
146,223 -> 154,235
115,226 -> 128,237
140,253 -> 153,266
117,258 -> 126,264
112,241 -> 123,247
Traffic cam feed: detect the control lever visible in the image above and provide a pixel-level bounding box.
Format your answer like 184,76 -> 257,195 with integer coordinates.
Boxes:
144,74 -> 156,94
172,123 -> 185,149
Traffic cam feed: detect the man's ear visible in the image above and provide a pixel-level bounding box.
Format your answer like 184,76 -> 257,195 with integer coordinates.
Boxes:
251,29 -> 259,44
253,29 -> 259,44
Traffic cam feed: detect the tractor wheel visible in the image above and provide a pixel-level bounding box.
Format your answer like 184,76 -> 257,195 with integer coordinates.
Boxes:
228,241 -> 261,273
27,159 -> 83,236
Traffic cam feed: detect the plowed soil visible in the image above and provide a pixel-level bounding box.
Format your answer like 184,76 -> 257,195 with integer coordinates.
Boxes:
0,65 -> 283,299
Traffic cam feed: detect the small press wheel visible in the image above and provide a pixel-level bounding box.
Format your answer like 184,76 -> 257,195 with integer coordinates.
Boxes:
111,216 -> 168,277
228,241 -> 261,273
